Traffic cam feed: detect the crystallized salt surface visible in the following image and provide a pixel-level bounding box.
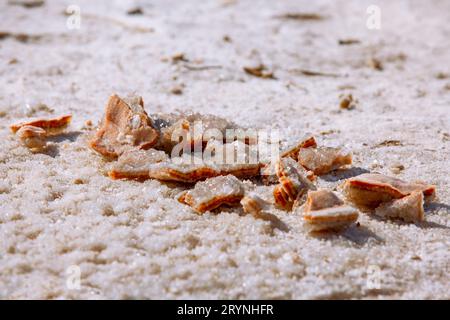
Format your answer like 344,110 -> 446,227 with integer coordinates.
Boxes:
185,175 -> 244,207
298,147 -> 352,175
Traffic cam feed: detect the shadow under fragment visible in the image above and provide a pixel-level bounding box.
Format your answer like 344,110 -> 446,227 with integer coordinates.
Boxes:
47,131 -> 82,143
320,167 -> 370,182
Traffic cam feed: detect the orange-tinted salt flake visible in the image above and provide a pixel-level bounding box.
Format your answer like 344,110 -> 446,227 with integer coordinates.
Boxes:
374,191 -> 425,222
343,173 -> 435,210
10,114 -> 71,135
302,189 -> 359,232
181,175 -> 244,213
90,94 -> 159,158
298,147 -> 352,175
109,148 -> 168,180
16,125 -> 47,151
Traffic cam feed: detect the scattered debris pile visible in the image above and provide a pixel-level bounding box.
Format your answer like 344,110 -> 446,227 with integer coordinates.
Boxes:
9,93 -> 438,233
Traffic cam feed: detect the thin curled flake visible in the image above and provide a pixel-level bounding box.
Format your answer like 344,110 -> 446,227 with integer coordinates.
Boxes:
109,148 -> 168,180
298,147 -> 352,175
301,189 -> 359,232
180,175 -> 245,213
16,125 -> 47,151
10,114 -> 71,135
374,191 -> 425,222
343,173 -> 435,210
90,94 -> 159,158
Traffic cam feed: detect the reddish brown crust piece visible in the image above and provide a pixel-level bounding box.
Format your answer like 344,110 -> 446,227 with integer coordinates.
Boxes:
10,114 -> 72,135
182,195 -> 243,213
301,189 -> 359,231
89,94 -> 159,158
375,191 -> 425,222
281,136 -> 317,159
179,175 -> 245,213
148,167 -> 220,183
343,173 -> 436,210
109,170 -> 149,181
273,184 -> 292,210
219,164 -> 263,179
297,147 -> 352,175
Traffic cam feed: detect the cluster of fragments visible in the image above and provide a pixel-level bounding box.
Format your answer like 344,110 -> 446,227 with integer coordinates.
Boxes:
10,94 -> 436,233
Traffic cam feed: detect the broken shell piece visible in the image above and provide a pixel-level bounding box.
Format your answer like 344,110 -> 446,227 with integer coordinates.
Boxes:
302,189 -> 359,232
298,147 -> 352,175
274,157 -> 316,209
206,140 -> 262,178
10,114 -> 71,135
273,184 -> 292,210
374,191 -> 424,222
241,193 -> 274,221
343,173 -> 435,210
89,94 -> 159,158
109,148 -> 168,180
241,193 -> 269,215
152,112 -> 241,153
261,161 -> 315,185
147,156 -> 220,183
180,175 -> 245,213
280,135 -> 317,159
16,125 -> 47,151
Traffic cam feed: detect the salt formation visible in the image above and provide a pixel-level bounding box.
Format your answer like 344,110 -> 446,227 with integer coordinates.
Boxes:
301,189 -> 359,232
90,94 -> 159,158
179,175 -> 245,213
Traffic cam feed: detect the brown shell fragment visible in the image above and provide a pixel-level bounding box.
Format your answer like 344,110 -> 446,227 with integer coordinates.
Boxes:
241,193 -> 274,221
273,157 -> 316,210
206,140 -> 262,179
10,114 -> 72,135
374,191 -> 425,222
273,184 -> 292,210
343,173 -> 436,210
16,125 -> 47,151
144,140 -> 262,183
152,112 -> 241,153
262,160 -> 315,185
109,148 -> 168,180
180,175 -> 245,213
89,94 -> 159,158
280,135 -> 317,159
298,147 -> 352,175
147,157 -> 220,183
302,189 -> 359,232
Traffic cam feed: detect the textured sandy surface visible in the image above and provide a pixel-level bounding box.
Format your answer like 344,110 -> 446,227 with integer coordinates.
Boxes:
0,0 -> 449,299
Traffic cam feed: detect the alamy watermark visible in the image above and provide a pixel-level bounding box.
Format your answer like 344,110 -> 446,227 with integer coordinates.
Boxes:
66,5 -> 81,30
66,265 -> 81,290
366,5 -> 381,30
